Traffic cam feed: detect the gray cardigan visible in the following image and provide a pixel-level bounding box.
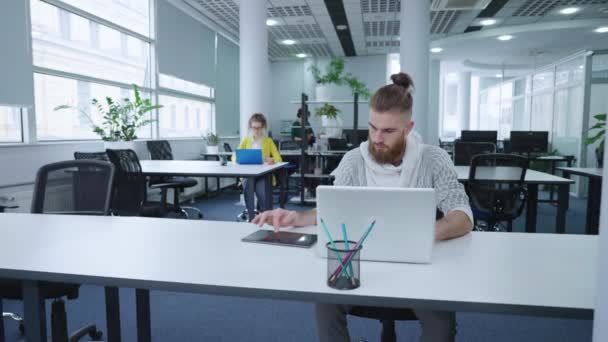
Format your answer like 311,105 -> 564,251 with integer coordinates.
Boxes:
331,144 -> 471,216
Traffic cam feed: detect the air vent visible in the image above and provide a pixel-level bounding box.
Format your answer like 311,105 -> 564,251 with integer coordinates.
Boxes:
431,0 -> 492,11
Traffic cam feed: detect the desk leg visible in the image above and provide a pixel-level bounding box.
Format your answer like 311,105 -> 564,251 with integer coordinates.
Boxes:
136,289 -> 151,342
244,177 -> 255,221
561,171 -> 571,211
22,280 -> 46,342
549,161 -> 556,202
526,184 -> 538,233
279,168 -> 287,208
587,178 -> 602,235
105,286 -> 121,342
263,173 -> 273,211
556,184 -> 569,234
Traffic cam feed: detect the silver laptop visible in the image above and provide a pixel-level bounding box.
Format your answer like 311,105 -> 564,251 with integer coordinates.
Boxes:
316,186 -> 436,263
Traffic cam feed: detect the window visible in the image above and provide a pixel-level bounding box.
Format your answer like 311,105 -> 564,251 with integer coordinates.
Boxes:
31,1 -> 152,88
30,0 -> 154,141
35,73 -> 152,141
158,73 -> 215,138
59,0 -> 150,37
159,95 -> 212,138
159,74 -> 214,98
0,106 -> 23,143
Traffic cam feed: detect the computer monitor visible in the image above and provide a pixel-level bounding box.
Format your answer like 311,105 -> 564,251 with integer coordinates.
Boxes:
343,129 -> 369,147
460,130 -> 497,144
509,131 -> 549,154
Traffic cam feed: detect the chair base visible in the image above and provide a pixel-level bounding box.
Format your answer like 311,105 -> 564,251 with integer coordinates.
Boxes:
2,311 -> 24,335
181,206 -> 203,219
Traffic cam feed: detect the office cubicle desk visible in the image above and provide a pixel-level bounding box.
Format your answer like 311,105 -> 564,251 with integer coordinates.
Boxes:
0,213 -> 595,342
454,166 -> 574,234
139,160 -> 288,219
557,167 -> 603,235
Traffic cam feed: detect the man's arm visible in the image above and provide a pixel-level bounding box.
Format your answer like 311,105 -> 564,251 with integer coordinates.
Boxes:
253,208 -> 317,231
435,210 -> 472,241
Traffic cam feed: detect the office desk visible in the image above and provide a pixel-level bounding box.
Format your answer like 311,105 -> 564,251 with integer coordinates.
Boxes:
0,213 -> 595,342
557,167 -> 603,235
455,166 -> 574,233
139,160 -> 288,219
531,155 -> 575,203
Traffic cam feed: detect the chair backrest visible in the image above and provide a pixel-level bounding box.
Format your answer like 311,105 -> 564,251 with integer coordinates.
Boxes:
105,149 -> 147,216
74,151 -> 109,161
280,140 -> 300,150
147,140 -> 173,160
453,141 -> 496,166
223,142 -> 233,153
31,160 -> 114,215
467,153 -> 529,220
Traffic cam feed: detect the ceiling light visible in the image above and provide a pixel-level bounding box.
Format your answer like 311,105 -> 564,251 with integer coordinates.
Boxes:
495,74 -> 503,78
430,47 -> 443,53
497,35 -> 514,41
559,7 -> 580,15
578,65 -> 584,69
336,24 -> 348,30
281,39 -> 296,45
594,26 -> 608,33
479,18 -> 497,26
296,53 -> 307,58
32,31 -> 42,37
266,19 -> 278,26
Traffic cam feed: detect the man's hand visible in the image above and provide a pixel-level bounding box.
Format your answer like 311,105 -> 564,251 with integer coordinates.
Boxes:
435,210 -> 472,241
252,208 -> 317,232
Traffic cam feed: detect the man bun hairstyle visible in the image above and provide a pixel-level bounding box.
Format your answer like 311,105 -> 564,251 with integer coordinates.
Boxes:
370,72 -> 415,115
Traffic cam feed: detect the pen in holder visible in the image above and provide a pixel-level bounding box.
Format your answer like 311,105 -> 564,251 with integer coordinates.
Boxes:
326,240 -> 361,290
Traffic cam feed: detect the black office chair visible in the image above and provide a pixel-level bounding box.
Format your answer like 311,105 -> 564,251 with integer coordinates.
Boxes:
0,160 -> 114,342
348,209 -> 445,342
453,141 -> 496,166
105,149 -> 170,217
467,153 -> 529,232
146,141 -> 203,219
73,151 -> 109,162
223,142 -> 233,153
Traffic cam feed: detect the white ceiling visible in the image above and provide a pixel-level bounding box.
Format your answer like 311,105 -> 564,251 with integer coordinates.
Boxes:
182,0 -> 608,67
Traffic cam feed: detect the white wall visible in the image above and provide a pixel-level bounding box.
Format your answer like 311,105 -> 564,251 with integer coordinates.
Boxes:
269,55 -> 388,138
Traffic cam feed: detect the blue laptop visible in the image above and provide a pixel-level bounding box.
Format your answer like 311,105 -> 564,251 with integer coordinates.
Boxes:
235,149 -> 263,164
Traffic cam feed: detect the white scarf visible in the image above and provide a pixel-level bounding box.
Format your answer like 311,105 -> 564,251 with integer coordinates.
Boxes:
360,131 -> 423,187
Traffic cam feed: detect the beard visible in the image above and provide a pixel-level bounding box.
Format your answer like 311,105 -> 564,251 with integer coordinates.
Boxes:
368,134 -> 406,165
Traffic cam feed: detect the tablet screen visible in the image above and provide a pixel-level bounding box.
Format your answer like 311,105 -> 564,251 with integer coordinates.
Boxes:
242,230 -> 317,248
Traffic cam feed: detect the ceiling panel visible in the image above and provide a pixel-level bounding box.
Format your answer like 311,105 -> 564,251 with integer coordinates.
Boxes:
183,0 -> 608,60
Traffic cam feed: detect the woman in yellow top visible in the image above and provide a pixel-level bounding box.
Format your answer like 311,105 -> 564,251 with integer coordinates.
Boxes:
233,113 -> 282,217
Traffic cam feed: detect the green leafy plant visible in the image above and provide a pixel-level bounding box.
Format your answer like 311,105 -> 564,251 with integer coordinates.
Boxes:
55,84 -> 161,141
585,113 -> 606,162
307,57 -> 371,99
204,131 -> 219,146
315,103 -> 341,120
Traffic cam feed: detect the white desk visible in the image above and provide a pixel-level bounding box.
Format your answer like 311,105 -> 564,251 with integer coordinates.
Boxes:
0,213 -> 596,342
557,167 -> 603,235
139,160 -> 288,218
455,166 -> 574,234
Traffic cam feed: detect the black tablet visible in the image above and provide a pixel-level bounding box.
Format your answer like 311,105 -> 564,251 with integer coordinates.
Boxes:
242,230 -> 317,248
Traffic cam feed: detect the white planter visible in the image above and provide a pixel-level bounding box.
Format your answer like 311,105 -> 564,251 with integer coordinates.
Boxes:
321,115 -> 343,139
104,141 -> 135,151
207,145 -> 219,154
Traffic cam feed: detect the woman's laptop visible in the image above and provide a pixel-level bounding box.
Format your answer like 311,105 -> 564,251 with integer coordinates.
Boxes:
316,186 -> 436,263
235,149 -> 263,164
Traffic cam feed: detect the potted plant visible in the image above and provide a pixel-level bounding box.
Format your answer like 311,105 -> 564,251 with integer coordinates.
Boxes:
204,131 -> 220,154
315,103 -> 343,138
308,57 -> 371,99
585,113 -> 606,168
55,84 -> 160,149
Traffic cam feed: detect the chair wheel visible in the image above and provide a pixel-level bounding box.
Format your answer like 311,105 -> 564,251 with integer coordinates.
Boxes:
19,322 -> 25,334
197,213 -> 203,219
89,329 -> 103,340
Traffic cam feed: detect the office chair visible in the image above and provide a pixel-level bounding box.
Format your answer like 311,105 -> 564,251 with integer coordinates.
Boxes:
146,141 -> 203,219
0,160 -> 114,342
467,153 -> 529,232
73,151 -> 109,162
105,149 -> 170,217
453,141 -> 496,166
348,209 -> 446,342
